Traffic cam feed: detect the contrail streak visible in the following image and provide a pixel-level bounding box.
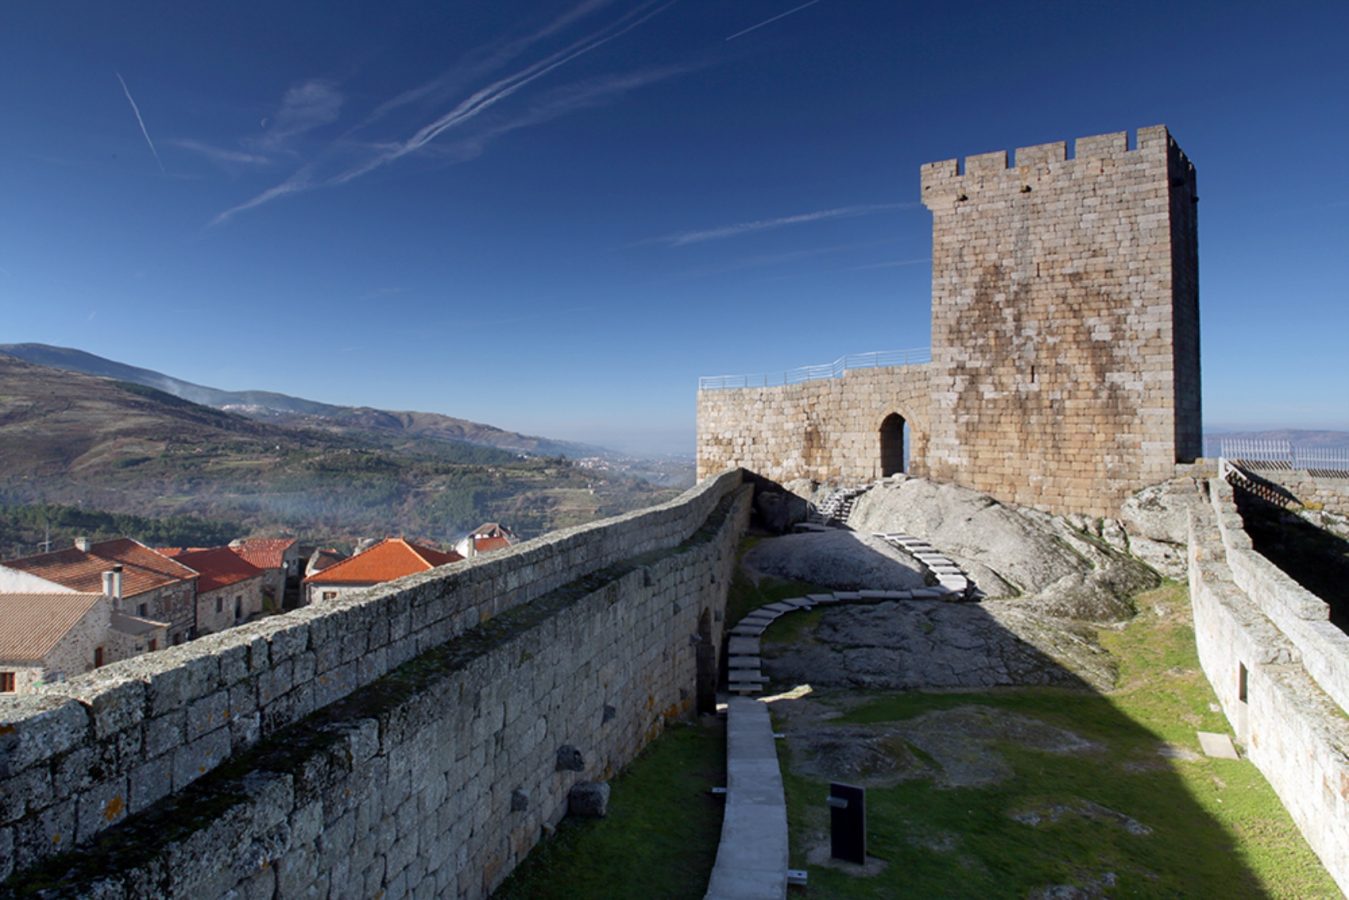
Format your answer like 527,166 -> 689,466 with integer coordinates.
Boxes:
116,72 -> 165,173
725,0 -> 821,41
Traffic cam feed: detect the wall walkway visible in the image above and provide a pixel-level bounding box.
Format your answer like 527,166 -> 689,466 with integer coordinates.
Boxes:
0,471 -> 751,898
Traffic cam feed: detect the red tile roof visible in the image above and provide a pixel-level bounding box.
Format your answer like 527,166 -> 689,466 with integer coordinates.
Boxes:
169,548 -> 265,594
304,538 -> 461,586
473,535 -> 513,554
4,539 -> 197,597
229,538 -> 297,570
0,593 -> 104,663
470,523 -> 515,540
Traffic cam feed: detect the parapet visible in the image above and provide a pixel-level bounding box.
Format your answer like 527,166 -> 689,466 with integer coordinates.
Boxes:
921,125 -> 1186,207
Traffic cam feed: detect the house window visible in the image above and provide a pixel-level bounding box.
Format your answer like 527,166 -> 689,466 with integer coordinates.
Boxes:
235,595 -> 243,620
322,591 -> 337,601
137,602 -> 148,617
1238,663 -> 1249,703
0,672 -> 15,692
148,639 -> 157,652
94,647 -> 105,668
216,597 -> 224,614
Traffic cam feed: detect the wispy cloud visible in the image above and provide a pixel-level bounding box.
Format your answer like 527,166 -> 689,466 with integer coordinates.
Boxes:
327,1 -> 675,187
667,238 -> 900,281
170,139 -> 272,168
649,203 -> 913,247
210,168 -> 314,227
847,257 -> 929,271
115,72 -> 165,173
725,0 -> 822,42
256,80 -> 344,152
211,0 -> 680,226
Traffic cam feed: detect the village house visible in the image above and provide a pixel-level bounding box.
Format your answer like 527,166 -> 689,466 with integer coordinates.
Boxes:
168,547 -> 266,636
2,538 -> 198,645
302,537 -> 461,605
454,522 -> 518,559
0,584 -> 168,695
228,537 -> 300,609
304,547 -> 346,579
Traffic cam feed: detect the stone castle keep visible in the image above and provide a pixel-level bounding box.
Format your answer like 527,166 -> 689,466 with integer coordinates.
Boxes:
698,124 -> 1201,517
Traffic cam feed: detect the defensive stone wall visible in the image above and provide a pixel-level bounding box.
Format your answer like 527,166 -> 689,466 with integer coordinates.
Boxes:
697,366 -> 932,483
1230,464 -> 1349,517
697,125 -> 1201,518
1188,478 -> 1349,893
0,470 -> 751,898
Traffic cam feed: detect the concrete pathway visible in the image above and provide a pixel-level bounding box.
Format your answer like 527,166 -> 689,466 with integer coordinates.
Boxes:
707,532 -> 978,897
703,696 -> 789,899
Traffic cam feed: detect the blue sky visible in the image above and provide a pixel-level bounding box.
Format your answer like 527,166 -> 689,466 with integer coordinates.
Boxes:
1,1 -> 1346,454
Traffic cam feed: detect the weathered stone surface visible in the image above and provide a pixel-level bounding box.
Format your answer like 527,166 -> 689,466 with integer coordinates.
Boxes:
567,781 -> 610,818
555,745 -> 584,772
742,530 -> 926,592
849,477 -> 1157,620
0,695 -> 90,778
764,599 -> 1116,691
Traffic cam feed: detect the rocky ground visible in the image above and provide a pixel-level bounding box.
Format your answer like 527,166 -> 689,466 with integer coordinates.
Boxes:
748,475 -> 1183,693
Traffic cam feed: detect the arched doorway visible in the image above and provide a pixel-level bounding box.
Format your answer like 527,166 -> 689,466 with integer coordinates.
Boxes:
695,608 -> 716,714
879,413 -> 909,476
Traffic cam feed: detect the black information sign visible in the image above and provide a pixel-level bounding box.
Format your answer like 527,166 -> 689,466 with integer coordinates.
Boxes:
828,781 -> 866,865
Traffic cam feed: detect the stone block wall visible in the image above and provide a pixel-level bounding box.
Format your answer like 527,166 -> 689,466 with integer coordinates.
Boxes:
0,470 -> 751,895
921,125 -> 1200,517
1233,466 -> 1349,517
696,366 -> 933,483
1189,478 -> 1349,893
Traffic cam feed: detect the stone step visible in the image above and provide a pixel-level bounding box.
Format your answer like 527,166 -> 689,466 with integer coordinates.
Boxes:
729,682 -> 764,695
807,593 -> 839,604
781,597 -> 814,609
762,602 -> 798,615
833,591 -> 861,602
728,637 -> 760,655
728,655 -> 761,669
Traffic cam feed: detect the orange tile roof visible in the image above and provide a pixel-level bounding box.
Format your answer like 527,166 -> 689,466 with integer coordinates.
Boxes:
170,548 -> 264,594
304,538 -> 461,586
5,538 -> 197,597
0,593 -> 104,663
473,535 -> 513,554
229,538 -> 297,570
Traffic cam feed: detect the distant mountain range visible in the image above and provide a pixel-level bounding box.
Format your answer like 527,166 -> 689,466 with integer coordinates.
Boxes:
0,352 -> 683,545
0,343 -> 607,460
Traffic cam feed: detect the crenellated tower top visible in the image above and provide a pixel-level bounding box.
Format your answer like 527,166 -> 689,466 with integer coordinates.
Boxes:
920,125 -> 1193,208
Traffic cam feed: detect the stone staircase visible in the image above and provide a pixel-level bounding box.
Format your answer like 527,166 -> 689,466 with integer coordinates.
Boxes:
802,484 -> 871,529
873,532 -> 980,599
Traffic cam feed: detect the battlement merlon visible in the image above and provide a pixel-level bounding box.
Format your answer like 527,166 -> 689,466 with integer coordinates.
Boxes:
920,125 -> 1190,208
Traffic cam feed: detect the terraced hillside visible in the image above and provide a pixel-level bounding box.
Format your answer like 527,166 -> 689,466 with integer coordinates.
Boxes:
0,356 -> 677,545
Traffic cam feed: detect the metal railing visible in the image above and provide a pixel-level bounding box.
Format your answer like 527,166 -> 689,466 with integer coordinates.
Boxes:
1220,438 -> 1349,473
698,348 -> 931,391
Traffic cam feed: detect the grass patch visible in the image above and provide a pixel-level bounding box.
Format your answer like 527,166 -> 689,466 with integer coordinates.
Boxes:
726,565 -> 827,625
495,718 -> 726,900
776,582 -> 1338,897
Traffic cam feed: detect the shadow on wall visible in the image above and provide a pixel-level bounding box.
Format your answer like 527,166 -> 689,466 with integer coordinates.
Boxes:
735,505 -> 1286,894
1235,490 -> 1349,632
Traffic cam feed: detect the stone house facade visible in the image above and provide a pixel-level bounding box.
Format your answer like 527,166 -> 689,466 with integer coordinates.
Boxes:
2,538 -> 199,645
0,592 -> 167,694
170,547 -> 266,636
228,538 -> 299,609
